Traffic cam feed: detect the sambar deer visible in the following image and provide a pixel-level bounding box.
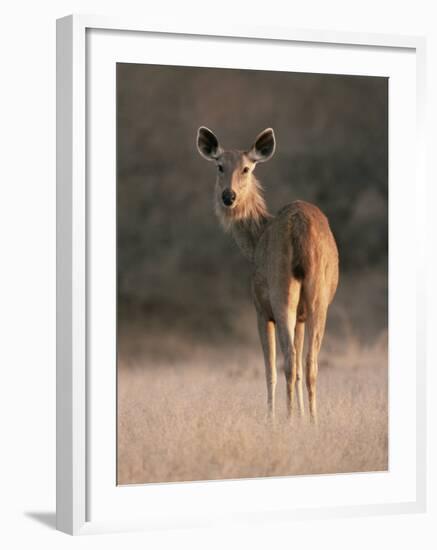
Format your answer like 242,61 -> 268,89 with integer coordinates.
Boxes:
197,127 -> 339,423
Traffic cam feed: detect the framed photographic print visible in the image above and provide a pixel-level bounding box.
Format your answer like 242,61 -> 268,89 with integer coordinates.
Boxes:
56,14 -> 427,535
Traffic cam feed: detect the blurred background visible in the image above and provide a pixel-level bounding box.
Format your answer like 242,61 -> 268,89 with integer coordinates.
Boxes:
117,63 -> 387,358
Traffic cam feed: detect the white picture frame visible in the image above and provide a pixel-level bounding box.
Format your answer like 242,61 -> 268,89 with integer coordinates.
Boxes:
56,14 -> 427,535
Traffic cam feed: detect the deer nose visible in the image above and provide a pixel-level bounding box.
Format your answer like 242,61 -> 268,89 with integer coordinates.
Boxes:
222,189 -> 236,206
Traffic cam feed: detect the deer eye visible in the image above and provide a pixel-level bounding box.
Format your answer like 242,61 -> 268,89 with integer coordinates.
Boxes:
242,167 -> 250,174
217,165 -> 224,173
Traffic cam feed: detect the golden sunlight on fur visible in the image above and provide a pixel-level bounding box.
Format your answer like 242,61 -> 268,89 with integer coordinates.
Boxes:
197,128 -> 339,423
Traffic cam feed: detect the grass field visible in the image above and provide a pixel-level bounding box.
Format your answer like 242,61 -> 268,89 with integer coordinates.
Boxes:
117,324 -> 388,485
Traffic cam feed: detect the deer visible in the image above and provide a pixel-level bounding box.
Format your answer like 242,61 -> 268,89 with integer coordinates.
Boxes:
196,127 -> 339,423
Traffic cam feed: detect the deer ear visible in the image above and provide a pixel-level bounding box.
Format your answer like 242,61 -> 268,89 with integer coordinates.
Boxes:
197,127 -> 222,161
248,128 -> 276,163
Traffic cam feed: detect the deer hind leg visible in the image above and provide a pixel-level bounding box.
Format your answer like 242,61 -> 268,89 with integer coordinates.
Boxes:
257,316 -> 277,419
305,305 -> 327,424
273,279 -> 301,419
294,320 -> 305,417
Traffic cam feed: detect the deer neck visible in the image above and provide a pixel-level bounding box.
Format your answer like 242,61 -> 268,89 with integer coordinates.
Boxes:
217,178 -> 272,262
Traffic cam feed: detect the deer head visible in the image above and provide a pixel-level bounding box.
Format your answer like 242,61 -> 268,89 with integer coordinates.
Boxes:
196,127 -> 276,213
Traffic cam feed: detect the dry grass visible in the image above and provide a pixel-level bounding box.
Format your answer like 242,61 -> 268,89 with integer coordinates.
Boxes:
117,332 -> 388,485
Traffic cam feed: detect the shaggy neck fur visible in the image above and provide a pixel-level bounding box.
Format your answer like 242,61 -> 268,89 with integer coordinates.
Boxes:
216,177 -> 272,262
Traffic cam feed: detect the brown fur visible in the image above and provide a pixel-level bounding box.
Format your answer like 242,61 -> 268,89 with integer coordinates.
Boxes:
197,127 -> 339,422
